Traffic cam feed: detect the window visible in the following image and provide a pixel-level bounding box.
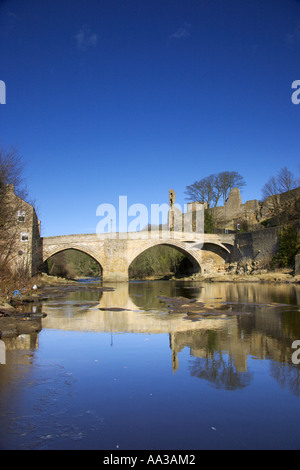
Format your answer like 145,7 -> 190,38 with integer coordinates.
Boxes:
21,232 -> 29,242
17,210 -> 26,222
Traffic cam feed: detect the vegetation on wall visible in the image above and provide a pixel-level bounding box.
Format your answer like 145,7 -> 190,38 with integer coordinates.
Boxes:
204,210 -> 215,234
271,225 -> 300,269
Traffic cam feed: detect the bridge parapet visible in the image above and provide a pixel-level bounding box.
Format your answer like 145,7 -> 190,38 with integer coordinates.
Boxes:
42,231 -> 235,243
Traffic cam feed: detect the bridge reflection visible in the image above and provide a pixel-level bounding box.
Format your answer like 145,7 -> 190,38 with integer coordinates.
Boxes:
1,281 -> 300,394
40,281 -> 300,376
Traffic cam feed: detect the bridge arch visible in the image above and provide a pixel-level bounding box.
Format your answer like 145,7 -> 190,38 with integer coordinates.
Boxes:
201,242 -> 231,262
42,244 -> 104,275
127,239 -> 202,275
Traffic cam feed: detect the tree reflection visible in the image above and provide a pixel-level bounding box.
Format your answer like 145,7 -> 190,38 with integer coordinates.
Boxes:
270,361 -> 300,397
189,352 -> 253,390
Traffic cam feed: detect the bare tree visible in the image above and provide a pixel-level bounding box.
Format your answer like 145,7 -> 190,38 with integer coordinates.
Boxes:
0,146 -> 29,274
185,174 -> 217,208
261,175 -> 280,216
185,171 -> 246,207
262,166 -> 299,200
277,166 -> 298,193
262,175 -> 279,200
217,171 -> 246,204
261,166 -> 300,220
0,146 -> 28,200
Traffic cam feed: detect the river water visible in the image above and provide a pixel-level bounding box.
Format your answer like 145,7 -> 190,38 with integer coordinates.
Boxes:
0,279 -> 300,450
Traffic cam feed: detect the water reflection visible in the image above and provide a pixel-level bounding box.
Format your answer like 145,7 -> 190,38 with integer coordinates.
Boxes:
38,281 -> 300,389
2,281 -> 300,388
189,354 -> 253,390
1,280 -> 300,450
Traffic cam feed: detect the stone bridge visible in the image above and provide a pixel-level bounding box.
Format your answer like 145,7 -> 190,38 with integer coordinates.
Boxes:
42,231 -> 236,282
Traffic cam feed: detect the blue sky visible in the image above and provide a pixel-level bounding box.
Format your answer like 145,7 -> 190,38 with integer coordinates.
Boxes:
0,0 -> 300,236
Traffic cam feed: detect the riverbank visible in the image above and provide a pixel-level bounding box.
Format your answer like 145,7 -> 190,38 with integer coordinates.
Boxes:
137,269 -> 300,284
0,273 -> 113,338
180,269 -> 300,284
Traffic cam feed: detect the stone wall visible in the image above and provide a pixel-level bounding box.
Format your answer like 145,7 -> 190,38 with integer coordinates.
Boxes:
261,186 -> 300,221
228,222 -> 300,273
234,226 -> 279,268
206,187 -> 261,231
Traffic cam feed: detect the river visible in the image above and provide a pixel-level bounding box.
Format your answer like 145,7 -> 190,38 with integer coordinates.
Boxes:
0,279 -> 300,450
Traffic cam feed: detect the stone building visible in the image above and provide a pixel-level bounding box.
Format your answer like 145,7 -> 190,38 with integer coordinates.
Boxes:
181,186 -> 300,271
0,184 -> 42,276
203,187 -> 260,231
170,187 -> 262,233
206,186 -> 300,232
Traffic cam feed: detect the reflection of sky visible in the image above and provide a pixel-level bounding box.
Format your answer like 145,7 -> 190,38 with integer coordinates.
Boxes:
2,328 -> 300,450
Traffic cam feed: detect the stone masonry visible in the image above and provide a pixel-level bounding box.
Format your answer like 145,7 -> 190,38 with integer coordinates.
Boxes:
207,186 -> 300,231
42,231 -> 235,282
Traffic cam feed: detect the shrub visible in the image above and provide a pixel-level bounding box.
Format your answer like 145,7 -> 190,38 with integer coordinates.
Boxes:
271,225 -> 300,268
